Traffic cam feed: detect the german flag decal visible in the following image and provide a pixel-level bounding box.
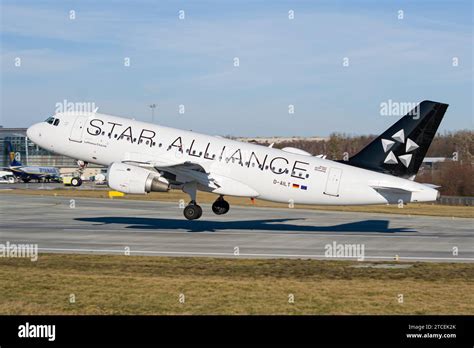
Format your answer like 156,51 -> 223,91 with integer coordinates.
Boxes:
292,184 -> 300,189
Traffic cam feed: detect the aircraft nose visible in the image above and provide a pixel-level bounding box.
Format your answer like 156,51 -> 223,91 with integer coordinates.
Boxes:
26,123 -> 42,143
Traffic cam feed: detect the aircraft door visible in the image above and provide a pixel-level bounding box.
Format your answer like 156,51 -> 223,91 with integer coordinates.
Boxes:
69,116 -> 88,142
324,167 -> 342,197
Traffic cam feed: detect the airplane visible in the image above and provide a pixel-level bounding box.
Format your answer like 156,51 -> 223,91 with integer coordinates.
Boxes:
26,100 -> 448,220
5,141 -> 61,183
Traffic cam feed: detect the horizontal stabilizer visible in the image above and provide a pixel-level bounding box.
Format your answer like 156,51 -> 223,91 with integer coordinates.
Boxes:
370,185 -> 420,193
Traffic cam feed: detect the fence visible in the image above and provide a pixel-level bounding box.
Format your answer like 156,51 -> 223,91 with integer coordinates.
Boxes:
437,196 -> 474,206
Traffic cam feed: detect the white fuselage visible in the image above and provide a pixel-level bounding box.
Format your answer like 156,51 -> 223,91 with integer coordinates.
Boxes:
27,112 -> 438,205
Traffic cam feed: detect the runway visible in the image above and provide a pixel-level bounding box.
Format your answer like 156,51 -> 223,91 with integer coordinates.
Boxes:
0,193 -> 473,262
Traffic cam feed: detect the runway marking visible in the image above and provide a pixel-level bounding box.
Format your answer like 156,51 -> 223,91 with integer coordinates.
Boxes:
36,247 -> 474,261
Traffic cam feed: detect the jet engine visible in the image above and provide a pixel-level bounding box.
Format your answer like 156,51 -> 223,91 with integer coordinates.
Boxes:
107,162 -> 169,194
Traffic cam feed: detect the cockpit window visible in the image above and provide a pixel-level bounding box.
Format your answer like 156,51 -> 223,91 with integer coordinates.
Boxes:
53,118 -> 60,126
45,117 -> 55,124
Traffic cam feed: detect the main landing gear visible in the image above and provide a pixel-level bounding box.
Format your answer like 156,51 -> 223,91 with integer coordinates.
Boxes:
183,201 -> 203,220
183,182 -> 202,220
212,195 -> 230,215
182,183 -> 230,220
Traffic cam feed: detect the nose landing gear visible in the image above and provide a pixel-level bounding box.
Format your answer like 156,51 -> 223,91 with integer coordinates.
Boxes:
71,160 -> 87,187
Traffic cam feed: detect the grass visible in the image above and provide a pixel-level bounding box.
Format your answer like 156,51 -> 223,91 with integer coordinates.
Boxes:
1,188 -> 473,218
0,254 -> 472,314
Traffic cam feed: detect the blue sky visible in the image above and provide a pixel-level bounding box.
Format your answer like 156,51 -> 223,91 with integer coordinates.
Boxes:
1,0 -> 472,136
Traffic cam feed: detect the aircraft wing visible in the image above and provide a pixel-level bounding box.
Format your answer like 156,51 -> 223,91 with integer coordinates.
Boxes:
123,159 -> 207,172
123,152 -> 208,170
122,153 -> 259,197
153,161 -> 208,173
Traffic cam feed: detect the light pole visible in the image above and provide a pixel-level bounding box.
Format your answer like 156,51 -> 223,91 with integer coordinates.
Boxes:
149,104 -> 156,123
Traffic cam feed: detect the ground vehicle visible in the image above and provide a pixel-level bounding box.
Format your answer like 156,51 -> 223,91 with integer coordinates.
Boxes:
62,174 -> 82,187
0,170 -> 16,184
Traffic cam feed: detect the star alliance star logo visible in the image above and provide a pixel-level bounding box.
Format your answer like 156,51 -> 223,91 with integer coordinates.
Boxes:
381,129 -> 419,167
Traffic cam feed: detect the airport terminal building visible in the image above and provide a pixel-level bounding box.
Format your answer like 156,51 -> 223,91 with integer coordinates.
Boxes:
0,127 -> 103,176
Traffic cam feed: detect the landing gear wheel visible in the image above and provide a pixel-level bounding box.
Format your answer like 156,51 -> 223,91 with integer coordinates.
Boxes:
195,206 -> 203,219
71,177 -> 82,187
184,202 -> 202,220
212,197 -> 230,215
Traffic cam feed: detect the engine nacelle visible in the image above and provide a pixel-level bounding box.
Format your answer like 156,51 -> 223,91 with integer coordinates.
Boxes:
107,162 -> 169,194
